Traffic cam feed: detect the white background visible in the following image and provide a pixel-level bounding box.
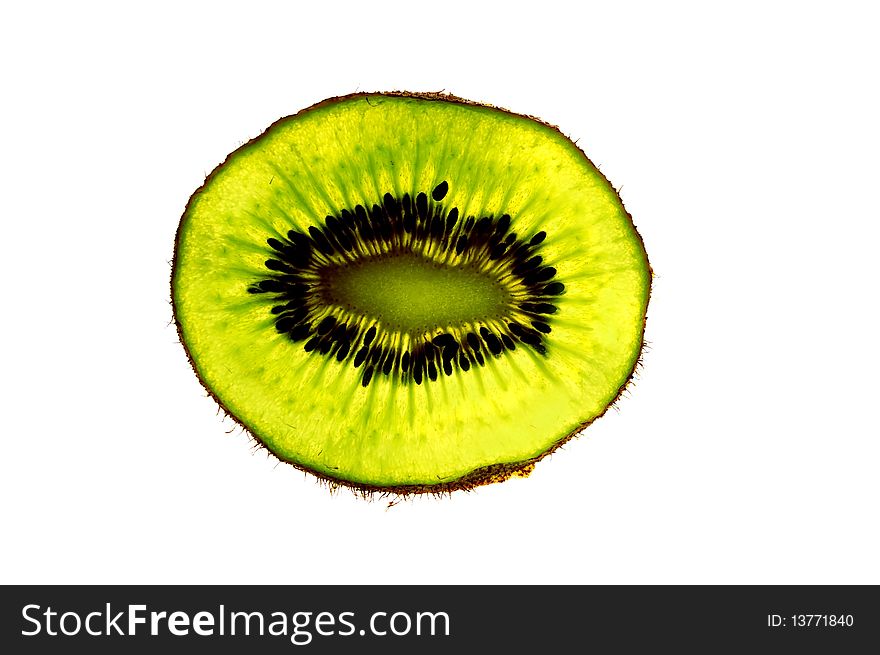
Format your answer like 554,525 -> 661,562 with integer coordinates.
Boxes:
2,1 -> 878,585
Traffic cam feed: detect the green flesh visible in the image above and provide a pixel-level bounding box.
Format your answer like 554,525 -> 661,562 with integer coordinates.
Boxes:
322,254 -> 511,332
172,93 -> 650,491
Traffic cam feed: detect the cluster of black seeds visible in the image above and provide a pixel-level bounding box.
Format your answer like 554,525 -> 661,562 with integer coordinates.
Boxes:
249,181 -> 565,387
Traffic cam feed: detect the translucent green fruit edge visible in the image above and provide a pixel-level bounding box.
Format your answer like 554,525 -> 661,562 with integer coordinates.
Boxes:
171,92 -> 652,495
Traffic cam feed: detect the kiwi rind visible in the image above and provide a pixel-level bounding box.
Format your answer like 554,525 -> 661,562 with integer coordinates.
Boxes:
171,91 -> 652,497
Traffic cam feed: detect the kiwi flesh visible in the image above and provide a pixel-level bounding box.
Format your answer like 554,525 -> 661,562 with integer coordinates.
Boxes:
172,92 -> 651,494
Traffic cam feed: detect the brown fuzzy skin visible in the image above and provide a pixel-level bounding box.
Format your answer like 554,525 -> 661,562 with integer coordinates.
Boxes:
171,91 -> 653,499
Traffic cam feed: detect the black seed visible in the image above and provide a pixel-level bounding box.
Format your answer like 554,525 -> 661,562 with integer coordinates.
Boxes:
267,238 -> 288,253
513,255 -> 543,276
428,362 -> 438,381
464,216 -> 475,231
442,342 -> 459,361
288,324 -> 312,342
281,307 -> 308,325
265,259 -> 293,273
484,333 -> 502,355
344,325 -> 359,341
542,282 -> 566,295
433,334 -> 456,349
287,251 -> 312,268
456,236 -> 468,254
496,214 -> 510,235
258,279 -> 286,293
271,301 -> 298,315
466,332 -> 480,350
413,363 -> 423,385
287,231 -> 311,249
500,334 -> 515,350
353,346 -> 369,368
403,212 -> 416,233
516,328 -> 542,346
328,224 -> 353,251
401,351 -> 410,372
325,215 -> 343,238
283,251 -> 310,270
279,283 -> 308,298
275,315 -> 303,333
304,336 -> 320,352
415,209 -> 428,237
374,204 -> 393,240
318,339 -> 332,354
505,242 -> 529,262
522,302 -> 558,314
336,341 -> 350,361
532,321 -> 552,334
530,231 -> 547,246
460,355 -> 470,371
523,269 -> 550,286
358,219 -> 376,243
535,266 -> 557,282
317,316 -> 336,334
416,192 -> 428,219
489,243 -> 507,260
432,180 -> 449,201
383,193 -> 399,217
308,226 -> 334,255
431,214 -> 444,236
364,326 -> 376,345
354,203 -> 368,224
368,204 -> 391,240
265,259 -> 300,274
475,216 -> 492,235
443,359 -> 453,376
382,351 -> 394,376
446,208 -> 459,231
508,322 -> 527,337
505,232 -> 517,245
475,352 -> 485,366
340,209 -> 356,229
355,205 -> 374,240
362,367 -> 374,387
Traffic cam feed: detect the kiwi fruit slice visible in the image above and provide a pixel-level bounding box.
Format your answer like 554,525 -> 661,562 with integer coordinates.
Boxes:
172,92 -> 650,494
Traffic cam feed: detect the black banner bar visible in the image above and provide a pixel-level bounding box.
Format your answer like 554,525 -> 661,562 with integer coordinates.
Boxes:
1,585 -> 875,653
